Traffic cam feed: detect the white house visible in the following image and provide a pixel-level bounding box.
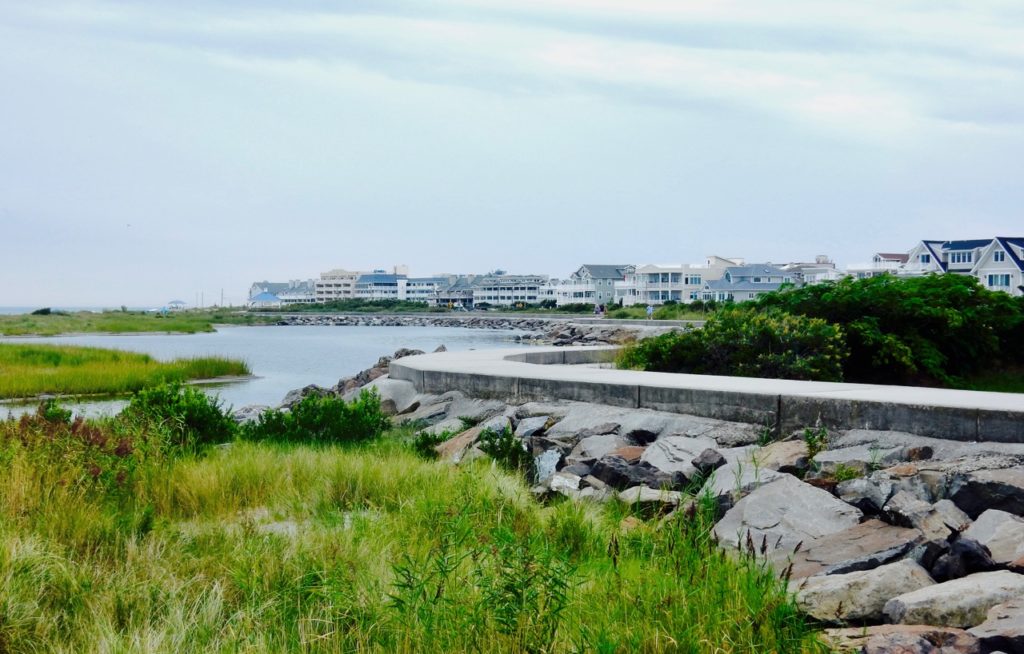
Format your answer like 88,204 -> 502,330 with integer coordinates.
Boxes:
471,274 -> 549,307
971,237 -> 1024,296
702,264 -> 794,302
616,256 -> 739,306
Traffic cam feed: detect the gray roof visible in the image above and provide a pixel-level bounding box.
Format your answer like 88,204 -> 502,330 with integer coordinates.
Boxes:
719,264 -> 789,278
575,264 -> 631,280
705,280 -> 786,292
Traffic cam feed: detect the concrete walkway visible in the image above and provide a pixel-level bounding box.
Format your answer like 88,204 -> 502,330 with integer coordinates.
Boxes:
389,347 -> 1024,443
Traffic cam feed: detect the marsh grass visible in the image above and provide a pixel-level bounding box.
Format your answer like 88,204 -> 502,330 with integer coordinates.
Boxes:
0,408 -> 827,653
0,309 -> 276,337
0,343 -> 250,399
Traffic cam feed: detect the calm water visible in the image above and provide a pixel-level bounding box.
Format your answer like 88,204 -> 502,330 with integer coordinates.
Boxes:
1,325 -> 529,417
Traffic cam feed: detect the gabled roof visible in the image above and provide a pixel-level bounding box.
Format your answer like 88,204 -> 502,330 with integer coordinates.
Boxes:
575,264 -> 630,279
942,239 -> 992,251
720,264 -> 789,278
875,252 -> 909,263
920,241 -> 947,271
995,237 -> 1024,272
250,292 -> 280,302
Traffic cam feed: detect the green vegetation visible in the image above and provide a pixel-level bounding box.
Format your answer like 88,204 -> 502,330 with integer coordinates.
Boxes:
620,274 -> 1024,390
0,309 -> 276,337
0,343 -> 250,399
0,391 -> 825,653
240,390 -> 392,445
619,308 -> 847,382
607,302 -> 711,321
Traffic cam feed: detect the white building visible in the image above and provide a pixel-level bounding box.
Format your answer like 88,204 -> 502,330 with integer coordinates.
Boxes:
615,256 -> 740,306
315,269 -> 362,302
471,274 -> 549,307
247,280 -> 316,306
702,264 -> 794,302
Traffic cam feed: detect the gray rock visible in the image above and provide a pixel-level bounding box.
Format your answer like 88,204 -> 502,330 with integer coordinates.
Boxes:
418,417 -> 466,437
713,475 -> 862,553
565,433 -> 628,465
590,456 -> 673,491
432,344 -> 447,353
773,519 -> 924,581
515,416 -> 550,439
837,477 -> 898,514
752,440 -> 809,474
691,448 -> 726,476
280,384 -> 330,409
950,468 -> 1024,519
929,536 -> 999,583
534,450 -> 562,483
351,377 -> 418,415
793,559 -> 934,623
962,510 -> 1024,564
436,426 -> 484,464
548,471 -> 581,494
884,570 -> 1024,628
617,486 -> 682,508
701,461 -> 786,504
561,462 -> 592,477
825,625 -> 980,654
812,444 -> 908,476
391,348 -> 425,360
968,598 -> 1024,653
576,422 -> 621,437
479,415 -> 512,435
232,404 -> 269,425
639,436 -> 718,481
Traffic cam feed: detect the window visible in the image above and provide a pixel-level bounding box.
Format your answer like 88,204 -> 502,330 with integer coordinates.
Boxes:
988,274 -> 1011,287
950,251 -> 973,264
752,277 -> 762,283
684,275 -> 702,285
920,254 -> 931,264
670,273 -> 681,283
994,250 -> 1006,263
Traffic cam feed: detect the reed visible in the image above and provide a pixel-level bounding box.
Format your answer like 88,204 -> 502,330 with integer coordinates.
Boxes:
0,411 -> 828,653
0,310 -> 275,337
0,343 -> 250,399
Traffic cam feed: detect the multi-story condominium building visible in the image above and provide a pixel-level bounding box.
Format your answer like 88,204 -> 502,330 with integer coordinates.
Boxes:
563,265 -> 633,306
702,264 -> 794,302
315,269 -> 362,302
471,274 -> 549,307
434,276 -> 476,309
615,256 -> 739,306
352,271 -> 448,302
247,280 -> 317,307
405,277 -> 449,302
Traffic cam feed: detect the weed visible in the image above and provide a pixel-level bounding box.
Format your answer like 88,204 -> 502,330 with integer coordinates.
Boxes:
411,430 -> 452,460
831,463 -> 861,482
803,425 -> 829,460
124,382 -> 237,448
478,426 -> 535,480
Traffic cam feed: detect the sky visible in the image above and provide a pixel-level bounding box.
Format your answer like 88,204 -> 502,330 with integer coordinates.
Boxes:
1,0 -> 1022,306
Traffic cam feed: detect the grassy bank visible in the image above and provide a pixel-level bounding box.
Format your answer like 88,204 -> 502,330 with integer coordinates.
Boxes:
0,309 -> 276,337
0,343 -> 250,399
0,394 -> 825,653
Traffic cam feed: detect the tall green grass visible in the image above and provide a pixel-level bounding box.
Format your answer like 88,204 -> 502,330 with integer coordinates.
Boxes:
0,343 -> 250,399
0,310 -> 276,337
0,410 -> 827,653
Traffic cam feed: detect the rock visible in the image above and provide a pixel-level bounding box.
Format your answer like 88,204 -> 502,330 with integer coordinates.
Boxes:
581,475 -> 608,491
565,433 -> 629,466
930,538 -> 998,583
623,429 -> 659,445
691,448 -> 726,476
280,384 -> 330,409
962,510 -> 1024,565
949,468 -> 1024,519
640,436 -> 718,481
232,404 -> 269,425
436,426 -> 484,463
884,491 -> 969,540
479,415 -> 512,435
534,450 -> 562,483
883,570 -> 1024,628
548,471 -> 581,494
432,344 -> 447,353
515,416 -> 550,438
392,348 -> 425,360
693,421 -> 764,447
530,434 -> 579,457
577,422 -> 621,437
607,445 -> 646,463
968,598 -> 1024,653
701,461 -> 786,504
590,456 -> 673,491
793,559 -> 934,623
838,477 -> 898,514
773,519 -> 924,581
617,486 -> 682,509
813,444 -> 908,476
400,399 -> 453,426
753,440 -> 809,474
353,377 -> 419,415
824,625 -> 980,654
1012,555 -> 1024,574
418,417 -> 466,437
712,475 -> 862,553
561,462 -> 592,477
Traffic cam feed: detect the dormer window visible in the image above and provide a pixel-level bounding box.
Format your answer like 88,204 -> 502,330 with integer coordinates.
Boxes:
994,250 -> 1006,263
920,254 -> 930,264
950,252 -> 973,264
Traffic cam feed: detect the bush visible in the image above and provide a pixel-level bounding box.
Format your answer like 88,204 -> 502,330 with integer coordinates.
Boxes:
123,382 -> 237,448
478,426 -> 535,480
757,274 -> 1024,385
618,307 -> 848,382
411,430 -> 451,459
242,389 -> 390,445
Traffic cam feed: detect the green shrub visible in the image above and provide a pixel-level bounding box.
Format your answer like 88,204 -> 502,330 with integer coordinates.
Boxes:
123,382 -> 236,448
478,426 -> 535,479
619,307 -> 848,382
757,274 -> 1024,385
37,398 -> 72,424
411,430 -> 451,459
242,389 -> 390,445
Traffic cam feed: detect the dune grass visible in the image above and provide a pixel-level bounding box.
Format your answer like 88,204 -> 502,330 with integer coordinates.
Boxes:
0,310 -> 276,337
0,411 -> 827,653
0,343 -> 250,399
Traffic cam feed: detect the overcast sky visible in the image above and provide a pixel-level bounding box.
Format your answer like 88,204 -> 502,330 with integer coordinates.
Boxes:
2,1 -> 1022,306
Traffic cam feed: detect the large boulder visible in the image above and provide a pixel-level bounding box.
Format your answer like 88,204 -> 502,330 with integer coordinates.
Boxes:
701,462 -> 786,505
824,625 -> 980,654
793,559 -> 934,623
967,598 -> 1024,653
753,440 -> 809,474
712,475 -> 862,553
639,436 -> 717,481
772,519 -> 924,581
949,467 -> 1024,519
962,510 -> 1024,565
349,377 -> 419,415
565,433 -> 629,466
837,477 -> 899,514
515,416 -> 550,438
883,570 -> 1024,628
435,426 -> 484,463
